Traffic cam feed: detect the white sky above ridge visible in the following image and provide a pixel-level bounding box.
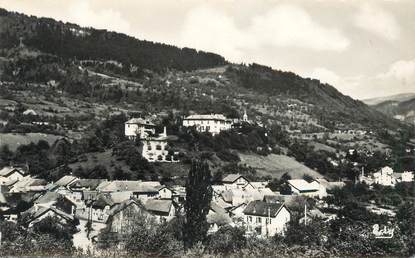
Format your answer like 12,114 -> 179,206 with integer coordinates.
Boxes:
0,0 -> 414,99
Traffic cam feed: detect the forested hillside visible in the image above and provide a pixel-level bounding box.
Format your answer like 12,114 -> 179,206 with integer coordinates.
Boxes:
0,8 -> 226,74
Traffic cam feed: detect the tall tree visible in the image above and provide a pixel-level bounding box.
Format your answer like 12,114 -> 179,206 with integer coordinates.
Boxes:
183,159 -> 212,249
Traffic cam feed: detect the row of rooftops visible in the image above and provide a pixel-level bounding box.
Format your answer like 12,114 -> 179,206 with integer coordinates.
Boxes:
124,114 -> 235,127
52,176 -> 166,194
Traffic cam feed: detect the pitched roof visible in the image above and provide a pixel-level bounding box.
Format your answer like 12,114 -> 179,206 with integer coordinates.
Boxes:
92,192 -> 132,209
145,199 -> 172,214
208,201 -> 232,225
288,179 -> 319,192
108,198 -> 145,217
35,192 -> 61,204
70,179 -> 106,190
125,118 -> 155,126
243,200 -> 286,218
0,167 -> 25,177
27,206 -> 74,223
184,114 -> 228,121
10,177 -> 47,192
222,174 -> 247,183
97,180 -> 162,193
55,175 -> 78,187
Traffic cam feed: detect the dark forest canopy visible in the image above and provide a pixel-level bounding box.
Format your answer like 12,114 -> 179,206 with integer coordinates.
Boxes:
0,8 -> 226,73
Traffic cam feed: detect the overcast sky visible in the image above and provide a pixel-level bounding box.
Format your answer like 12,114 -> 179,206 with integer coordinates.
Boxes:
1,0 -> 414,99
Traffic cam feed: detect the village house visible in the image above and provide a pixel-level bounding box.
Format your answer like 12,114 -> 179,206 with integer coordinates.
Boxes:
33,192 -> 76,216
243,200 -> 291,237
222,174 -> 250,190
221,187 -> 275,207
69,179 -> 107,202
359,166 -> 413,187
96,180 -> 165,201
25,206 -> 76,228
124,117 -> 156,140
144,199 -> 176,223
9,176 -> 48,193
207,201 -> 232,234
0,166 -> 27,185
287,179 -> 320,198
139,128 -> 180,163
24,192 -> 77,228
394,171 -> 414,183
373,166 -> 396,186
158,186 -> 174,199
182,114 -> 232,135
81,191 -> 132,223
49,175 -> 79,198
106,198 -> 148,235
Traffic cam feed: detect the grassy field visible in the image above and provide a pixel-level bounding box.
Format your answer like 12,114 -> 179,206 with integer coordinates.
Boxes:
309,141 -> 337,153
238,153 -> 323,179
0,133 -> 62,151
68,150 -> 131,172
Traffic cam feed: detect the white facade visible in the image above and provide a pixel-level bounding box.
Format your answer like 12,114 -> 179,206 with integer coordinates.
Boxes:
288,179 -> 320,198
124,118 -> 156,139
244,204 -> 290,237
373,166 -> 396,186
183,114 -> 232,135
158,187 -> 173,199
224,177 -> 250,190
401,171 -> 414,182
139,138 -> 179,163
0,171 -> 24,185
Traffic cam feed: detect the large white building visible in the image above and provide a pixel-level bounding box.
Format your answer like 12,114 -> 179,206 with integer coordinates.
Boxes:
124,118 -> 156,139
182,114 -> 232,135
359,166 -> 413,187
373,166 -> 396,186
138,127 -> 179,163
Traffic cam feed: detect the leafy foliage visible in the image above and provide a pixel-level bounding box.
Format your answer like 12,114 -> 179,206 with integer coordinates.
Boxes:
184,160 -> 213,249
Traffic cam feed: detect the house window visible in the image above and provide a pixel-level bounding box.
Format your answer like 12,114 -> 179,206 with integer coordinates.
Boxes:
248,216 -> 252,222
256,217 -> 262,223
206,126 -> 210,131
157,155 -> 163,161
156,145 -> 162,150
147,145 -> 152,150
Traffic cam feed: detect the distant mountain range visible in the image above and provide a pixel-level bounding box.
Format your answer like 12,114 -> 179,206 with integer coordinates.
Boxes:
0,7 -> 404,130
362,93 -> 415,106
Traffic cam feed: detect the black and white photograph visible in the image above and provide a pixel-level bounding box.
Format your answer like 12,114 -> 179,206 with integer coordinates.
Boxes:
0,0 -> 414,257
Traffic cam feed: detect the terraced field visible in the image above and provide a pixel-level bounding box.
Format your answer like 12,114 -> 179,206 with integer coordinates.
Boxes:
238,153 -> 323,179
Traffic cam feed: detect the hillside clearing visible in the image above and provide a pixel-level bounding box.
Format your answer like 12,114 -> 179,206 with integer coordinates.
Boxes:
0,133 -> 62,151
238,153 -> 323,179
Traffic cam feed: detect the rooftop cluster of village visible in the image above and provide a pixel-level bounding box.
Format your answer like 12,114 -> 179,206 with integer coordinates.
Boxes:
0,111 -> 414,256
1,110 -> 414,250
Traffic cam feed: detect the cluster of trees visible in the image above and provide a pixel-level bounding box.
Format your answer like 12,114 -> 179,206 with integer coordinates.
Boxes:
178,123 -> 289,162
225,64 -> 398,130
0,217 -> 77,256
0,8 -> 226,74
